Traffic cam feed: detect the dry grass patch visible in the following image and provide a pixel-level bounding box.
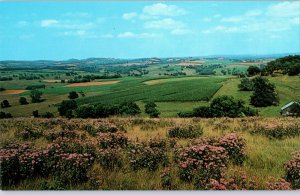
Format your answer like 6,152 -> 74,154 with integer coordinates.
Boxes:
0,90 -> 27,95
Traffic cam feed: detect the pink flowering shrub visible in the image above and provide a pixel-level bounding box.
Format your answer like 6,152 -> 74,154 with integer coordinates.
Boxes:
83,122 -> 118,136
284,151 -> 300,189
97,132 -> 128,149
97,148 -> 122,170
55,153 -> 94,184
160,168 -> 172,189
251,124 -> 300,139
176,144 -> 228,183
147,139 -> 167,150
19,127 -> 42,140
44,128 -> 78,141
266,178 -> 292,190
129,143 -> 169,171
217,133 -> 246,165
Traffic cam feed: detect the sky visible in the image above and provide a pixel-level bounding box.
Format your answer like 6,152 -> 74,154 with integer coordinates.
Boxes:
0,1 -> 299,60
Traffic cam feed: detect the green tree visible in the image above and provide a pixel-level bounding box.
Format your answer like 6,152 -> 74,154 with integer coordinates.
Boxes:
210,96 -> 245,117
238,78 -> 254,91
58,100 -> 78,117
1,100 -> 11,108
68,91 -> 79,99
30,90 -> 43,103
19,97 -> 29,105
250,77 -> 279,107
247,66 -> 261,77
32,110 -> 40,117
119,101 -> 141,115
145,101 -> 160,118
0,112 -> 12,119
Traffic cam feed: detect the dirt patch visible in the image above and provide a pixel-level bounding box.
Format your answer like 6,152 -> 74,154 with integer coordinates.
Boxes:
42,80 -> 62,83
65,81 -> 120,87
0,90 -> 27,95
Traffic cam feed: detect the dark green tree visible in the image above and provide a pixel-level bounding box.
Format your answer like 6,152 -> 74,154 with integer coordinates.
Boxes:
19,97 -> 29,105
119,101 -> 141,115
32,110 -> 40,117
145,101 -> 160,118
0,112 -> 12,119
247,66 -> 261,77
58,100 -> 78,117
210,96 -> 245,117
30,90 -> 43,103
238,78 -> 254,91
68,91 -> 79,99
1,100 -> 11,108
250,77 -> 279,107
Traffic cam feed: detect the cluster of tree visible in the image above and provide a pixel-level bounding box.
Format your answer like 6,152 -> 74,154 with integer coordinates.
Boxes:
0,76 -> 13,81
1,100 -> 11,108
250,77 -> 279,107
145,102 -> 160,117
19,74 -> 42,80
0,87 -> 5,91
68,91 -> 79,99
25,84 -> 46,90
247,66 -> 262,77
30,90 -> 43,103
58,100 -> 141,118
238,77 -> 279,107
265,55 -> 300,76
0,111 -> 12,119
19,97 -> 29,105
32,110 -> 54,118
178,95 -> 258,118
188,64 -> 222,75
67,74 -> 121,83
105,65 -> 149,75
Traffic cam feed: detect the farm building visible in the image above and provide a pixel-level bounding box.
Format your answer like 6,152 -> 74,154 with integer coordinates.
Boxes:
280,101 -> 300,116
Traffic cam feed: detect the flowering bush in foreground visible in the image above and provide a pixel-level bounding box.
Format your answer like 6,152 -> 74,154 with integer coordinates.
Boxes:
284,151 -> 300,189
251,124 -> 300,139
97,148 -> 122,170
177,144 -> 228,183
266,178 -> 292,190
83,122 -> 118,136
97,132 -> 128,149
160,168 -> 172,189
218,133 -> 246,165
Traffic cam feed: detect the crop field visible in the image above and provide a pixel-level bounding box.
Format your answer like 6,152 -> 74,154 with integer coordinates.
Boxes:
0,117 -> 299,190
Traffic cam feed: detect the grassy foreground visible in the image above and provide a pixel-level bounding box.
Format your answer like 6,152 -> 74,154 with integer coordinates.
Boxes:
1,117 -> 299,190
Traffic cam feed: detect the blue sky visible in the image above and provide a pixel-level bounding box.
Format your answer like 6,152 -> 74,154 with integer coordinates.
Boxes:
0,1 -> 299,60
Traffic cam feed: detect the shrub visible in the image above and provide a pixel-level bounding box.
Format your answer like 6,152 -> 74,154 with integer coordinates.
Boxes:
83,122 -> 118,136
160,168 -> 172,189
266,178 -> 292,190
97,132 -> 128,149
32,110 -> 40,117
41,112 -> 54,118
119,101 -> 141,115
1,100 -> 11,108
97,148 -> 122,170
177,144 -> 228,183
19,127 -> 42,140
218,133 -> 246,165
168,124 -> 203,139
145,102 -> 160,118
251,124 -> 300,139
129,144 -> 168,171
30,90 -> 43,103
284,151 -> 300,189
68,91 -> 79,99
0,112 -> 13,119
19,97 -> 29,105
25,84 -> 45,90
58,100 -> 77,117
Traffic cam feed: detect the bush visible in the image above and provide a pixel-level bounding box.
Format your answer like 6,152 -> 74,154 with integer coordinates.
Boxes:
41,112 -> 54,118
68,91 -> 79,99
25,84 -> 45,90
238,78 -> 254,91
19,97 -> 29,105
1,100 -> 11,108
129,144 -> 168,171
32,110 -> 40,118
284,151 -> 300,189
218,133 -> 246,165
168,124 -> 203,139
97,132 -> 128,149
119,101 -> 141,115
0,112 -> 13,119
145,102 -> 160,118
97,148 -> 122,170
247,66 -> 261,76
251,124 -> 300,139
160,168 -> 172,189
266,178 -> 292,190
177,144 -> 228,183
58,100 -> 77,117
192,106 -> 213,117
30,90 -> 43,103
19,127 -> 42,140
83,122 -> 118,136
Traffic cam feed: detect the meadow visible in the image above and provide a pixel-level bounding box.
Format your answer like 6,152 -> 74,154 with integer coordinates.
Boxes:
0,117 -> 299,190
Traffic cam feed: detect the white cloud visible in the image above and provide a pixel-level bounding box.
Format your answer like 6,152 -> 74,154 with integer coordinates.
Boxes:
40,19 -> 59,27
171,28 -> 192,35
214,14 -> 221,18
143,3 -> 187,16
203,17 -> 212,22
144,18 -> 185,30
40,19 -> 95,30
63,12 -> 91,18
117,32 -> 157,38
122,12 -> 138,20
221,16 -> 244,23
266,1 -> 300,17
245,9 -> 262,17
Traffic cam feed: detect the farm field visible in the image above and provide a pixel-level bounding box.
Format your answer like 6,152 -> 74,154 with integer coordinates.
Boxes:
1,117 -> 299,190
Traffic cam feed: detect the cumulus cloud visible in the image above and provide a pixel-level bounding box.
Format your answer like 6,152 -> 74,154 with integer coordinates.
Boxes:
40,19 -> 59,27
266,1 -> 300,17
122,12 -> 138,20
143,3 -> 187,16
117,32 -> 157,38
